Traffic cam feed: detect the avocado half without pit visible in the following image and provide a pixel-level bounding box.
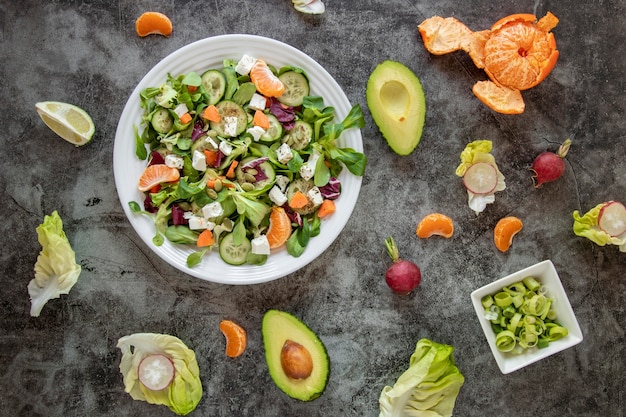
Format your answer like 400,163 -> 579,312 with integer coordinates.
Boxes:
262,309 -> 329,401
366,60 -> 426,155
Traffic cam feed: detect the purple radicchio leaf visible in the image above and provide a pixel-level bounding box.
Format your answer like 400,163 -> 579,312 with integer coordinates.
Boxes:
242,157 -> 269,181
148,150 -> 165,166
171,204 -> 189,225
284,206 -> 302,227
319,177 -> 341,200
191,120 -> 205,141
143,193 -> 158,213
269,98 -> 296,130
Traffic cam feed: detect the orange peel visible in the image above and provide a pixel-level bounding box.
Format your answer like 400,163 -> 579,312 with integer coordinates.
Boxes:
418,12 -> 559,114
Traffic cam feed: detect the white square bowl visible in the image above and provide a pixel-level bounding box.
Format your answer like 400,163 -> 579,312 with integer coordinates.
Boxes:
470,260 -> 583,374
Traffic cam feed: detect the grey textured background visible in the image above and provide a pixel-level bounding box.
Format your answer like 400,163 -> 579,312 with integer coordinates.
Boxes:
1,0 -> 625,416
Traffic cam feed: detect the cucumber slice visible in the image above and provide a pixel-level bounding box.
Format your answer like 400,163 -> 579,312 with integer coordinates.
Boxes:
236,156 -> 276,190
151,107 -> 174,134
201,69 -> 226,105
283,120 -> 313,150
277,71 -> 309,107
286,178 -> 316,215
219,232 -> 251,265
259,114 -> 283,143
209,101 -> 247,137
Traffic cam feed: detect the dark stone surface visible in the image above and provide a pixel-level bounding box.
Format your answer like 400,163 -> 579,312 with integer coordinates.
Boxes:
1,1 -> 625,416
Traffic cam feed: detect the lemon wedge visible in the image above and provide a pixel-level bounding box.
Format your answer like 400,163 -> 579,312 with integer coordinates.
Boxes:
35,101 -> 95,146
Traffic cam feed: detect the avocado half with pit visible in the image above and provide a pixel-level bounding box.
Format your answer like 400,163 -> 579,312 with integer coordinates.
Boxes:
262,309 -> 329,401
366,60 -> 426,155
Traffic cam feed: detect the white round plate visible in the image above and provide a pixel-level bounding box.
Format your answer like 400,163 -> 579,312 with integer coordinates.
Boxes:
114,35 -> 363,285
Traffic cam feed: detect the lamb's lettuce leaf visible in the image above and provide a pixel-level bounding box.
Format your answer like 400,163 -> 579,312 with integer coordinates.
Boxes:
379,338 -> 465,417
573,203 -> 626,252
117,333 -> 202,416
28,211 -> 81,317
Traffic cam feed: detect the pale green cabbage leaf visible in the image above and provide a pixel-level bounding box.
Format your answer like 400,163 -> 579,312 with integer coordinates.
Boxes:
28,211 -> 81,317
573,203 -> 626,252
379,338 -> 465,417
117,333 -> 202,415
292,0 -> 325,14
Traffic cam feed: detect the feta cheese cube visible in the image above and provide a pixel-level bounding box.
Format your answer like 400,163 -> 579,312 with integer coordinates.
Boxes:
276,143 -> 293,164
275,175 -> 290,192
307,186 -> 324,208
202,201 -> 224,219
218,140 -> 233,156
173,103 -> 189,118
192,150 -> 207,171
188,216 -> 208,230
248,93 -> 267,111
235,55 -> 256,75
164,154 -> 184,169
247,125 -> 266,142
183,211 -> 194,220
251,235 -> 271,255
223,116 -> 238,137
299,164 -> 315,181
269,185 -> 288,206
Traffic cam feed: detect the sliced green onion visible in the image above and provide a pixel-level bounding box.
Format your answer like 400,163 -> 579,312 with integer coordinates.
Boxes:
494,292 -> 512,307
482,295 -> 494,309
522,276 -> 541,292
495,330 -> 516,352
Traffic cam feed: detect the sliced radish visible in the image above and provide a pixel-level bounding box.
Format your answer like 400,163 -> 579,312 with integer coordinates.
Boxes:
463,162 -> 498,195
138,354 -> 175,391
598,201 -> 626,237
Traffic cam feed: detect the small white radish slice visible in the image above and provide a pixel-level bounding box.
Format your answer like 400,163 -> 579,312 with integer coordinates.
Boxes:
598,201 -> 626,237
463,162 -> 498,195
138,354 -> 175,391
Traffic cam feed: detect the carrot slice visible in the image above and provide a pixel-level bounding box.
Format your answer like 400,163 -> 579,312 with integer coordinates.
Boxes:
204,150 -> 219,167
253,110 -> 270,129
288,191 -> 308,209
317,199 -> 336,218
225,160 -> 238,178
197,229 -> 215,247
202,105 -> 221,122
179,112 -> 192,124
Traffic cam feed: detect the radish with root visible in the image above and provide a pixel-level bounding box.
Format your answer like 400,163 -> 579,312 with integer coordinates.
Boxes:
531,138 -> 572,187
384,236 -> 421,295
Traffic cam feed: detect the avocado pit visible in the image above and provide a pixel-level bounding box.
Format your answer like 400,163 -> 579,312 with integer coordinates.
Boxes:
280,339 -> 313,379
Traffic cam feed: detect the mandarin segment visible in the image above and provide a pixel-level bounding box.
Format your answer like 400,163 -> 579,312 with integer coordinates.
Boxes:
416,213 -> 454,238
493,216 -> 523,252
135,11 -> 173,37
137,164 -> 180,191
266,206 -> 292,249
219,320 -> 247,358
250,60 -> 286,98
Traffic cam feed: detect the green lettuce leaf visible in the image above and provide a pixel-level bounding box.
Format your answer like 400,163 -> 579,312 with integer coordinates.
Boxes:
379,339 -> 465,417
28,211 -> 81,317
117,333 -> 202,416
573,204 -> 626,252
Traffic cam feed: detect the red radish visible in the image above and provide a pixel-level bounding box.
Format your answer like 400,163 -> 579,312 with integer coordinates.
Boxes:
598,201 -> 626,237
463,162 -> 498,194
531,138 -> 571,188
138,354 -> 175,391
384,236 -> 421,295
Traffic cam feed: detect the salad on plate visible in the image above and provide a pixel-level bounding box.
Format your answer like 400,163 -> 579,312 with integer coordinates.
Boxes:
129,55 -> 367,268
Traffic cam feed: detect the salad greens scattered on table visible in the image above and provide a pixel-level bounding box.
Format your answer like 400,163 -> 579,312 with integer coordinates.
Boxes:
129,56 -> 366,267
28,211 -> 81,317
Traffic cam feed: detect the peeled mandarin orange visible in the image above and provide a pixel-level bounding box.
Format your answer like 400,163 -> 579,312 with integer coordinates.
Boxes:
416,213 -> 454,238
493,216 -> 523,252
219,320 -> 247,358
250,60 -> 285,98
135,11 -> 173,37
266,206 -> 292,249
137,164 -> 180,191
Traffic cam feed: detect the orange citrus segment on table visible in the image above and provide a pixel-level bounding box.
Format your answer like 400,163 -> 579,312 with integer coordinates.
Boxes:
416,213 -> 455,238
250,60 -> 286,98
266,206 -> 292,249
137,164 -> 180,192
493,216 -> 523,252
135,12 -> 173,37
219,320 -> 247,358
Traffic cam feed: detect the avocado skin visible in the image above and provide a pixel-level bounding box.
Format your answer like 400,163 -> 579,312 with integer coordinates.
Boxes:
262,309 -> 329,401
366,60 -> 426,155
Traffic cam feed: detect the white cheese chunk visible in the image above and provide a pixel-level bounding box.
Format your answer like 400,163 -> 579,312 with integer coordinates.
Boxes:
248,93 -> 267,111
276,143 -> 293,164
247,126 -> 266,142
307,186 -> 324,207
202,201 -> 224,219
188,216 -> 208,230
223,116 -> 238,137
164,154 -> 184,169
299,151 -> 320,180
235,55 -> 256,75
268,185 -> 288,206
251,235 -> 271,255
173,103 -> 189,118
192,150 -> 207,171
218,140 -> 233,156
275,175 -> 290,192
